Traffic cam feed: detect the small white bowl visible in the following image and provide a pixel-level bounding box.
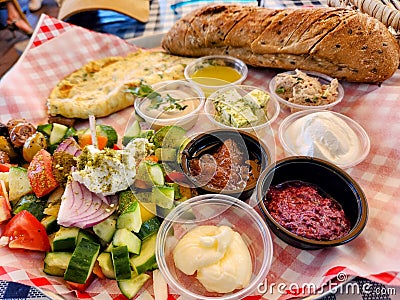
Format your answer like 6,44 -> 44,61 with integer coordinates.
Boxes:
184,55 -> 248,96
279,110 -> 370,169
156,194 -> 273,300
205,85 -> 280,133
134,80 -> 205,131
269,70 -> 344,113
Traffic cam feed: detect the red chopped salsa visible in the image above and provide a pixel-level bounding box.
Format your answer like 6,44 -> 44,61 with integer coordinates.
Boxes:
188,139 -> 259,191
265,180 -> 351,241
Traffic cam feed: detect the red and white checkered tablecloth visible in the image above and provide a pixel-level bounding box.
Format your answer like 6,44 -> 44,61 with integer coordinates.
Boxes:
0,8 -> 400,300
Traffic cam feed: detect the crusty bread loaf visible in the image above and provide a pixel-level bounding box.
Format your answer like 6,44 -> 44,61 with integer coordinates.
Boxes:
162,4 -> 400,83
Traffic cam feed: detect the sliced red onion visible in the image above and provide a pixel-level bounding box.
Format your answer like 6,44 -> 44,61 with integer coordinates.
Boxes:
57,180 -> 117,229
55,137 -> 82,157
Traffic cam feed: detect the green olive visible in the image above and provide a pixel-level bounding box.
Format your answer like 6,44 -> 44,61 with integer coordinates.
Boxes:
23,132 -> 48,162
0,136 -> 18,160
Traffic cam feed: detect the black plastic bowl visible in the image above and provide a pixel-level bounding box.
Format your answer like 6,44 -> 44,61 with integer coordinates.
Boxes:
257,156 -> 368,250
181,129 -> 271,200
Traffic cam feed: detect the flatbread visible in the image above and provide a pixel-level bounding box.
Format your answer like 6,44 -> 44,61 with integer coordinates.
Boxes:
48,50 -> 194,119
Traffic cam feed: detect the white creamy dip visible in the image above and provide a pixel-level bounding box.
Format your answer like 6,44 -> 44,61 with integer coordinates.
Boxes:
173,225 -> 252,293
285,111 -> 361,165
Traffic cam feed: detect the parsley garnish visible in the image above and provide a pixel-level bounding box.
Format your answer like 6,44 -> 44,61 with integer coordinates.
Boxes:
128,83 -> 188,111
276,87 -> 285,94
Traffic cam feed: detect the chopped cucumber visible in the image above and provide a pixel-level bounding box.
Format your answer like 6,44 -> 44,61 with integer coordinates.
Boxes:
165,182 -> 182,200
118,190 -> 138,215
8,166 -> 32,202
139,130 -> 154,140
96,124 -> 118,148
153,125 -> 187,149
136,217 -> 161,240
118,273 -> 151,299
37,124 -> 53,136
136,161 -> 164,186
44,186 -> 63,217
64,238 -> 100,284
77,229 -> 97,244
113,228 -> 141,255
97,252 -> 116,279
64,127 -> 77,139
93,216 -> 117,243
152,185 -> 174,209
49,123 -> 69,145
112,246 -> 131,281
130,234 -> 157,274
41,215 -> 59,234
138,202 -> 157,222
156,205 -> 175,219
134,191 -> 152,203
117,201 -> 142,233
124,120 -> 141,139
104,243 -> 114,253
43,252 -> 72,277
12,194 -> 46,221
155,148 -> 177,162
52,226 -> 80,252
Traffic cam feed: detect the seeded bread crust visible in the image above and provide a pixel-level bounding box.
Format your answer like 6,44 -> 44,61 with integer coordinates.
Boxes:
162,4 -> 400,83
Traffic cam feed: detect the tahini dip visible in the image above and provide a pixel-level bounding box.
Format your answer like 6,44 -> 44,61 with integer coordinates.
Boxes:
141,89 -> 200,120
173,225 -> 252,293
284,111 -> 360,166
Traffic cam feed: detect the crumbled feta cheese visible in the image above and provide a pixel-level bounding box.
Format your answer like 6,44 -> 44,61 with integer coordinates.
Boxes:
72,145 -> 136,195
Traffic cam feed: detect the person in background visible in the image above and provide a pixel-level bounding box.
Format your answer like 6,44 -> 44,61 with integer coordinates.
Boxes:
1,0 -> 33,36
28,0 -> 42,11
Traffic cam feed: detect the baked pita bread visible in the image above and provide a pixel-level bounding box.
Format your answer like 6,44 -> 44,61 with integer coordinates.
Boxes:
48,50 -> 193,119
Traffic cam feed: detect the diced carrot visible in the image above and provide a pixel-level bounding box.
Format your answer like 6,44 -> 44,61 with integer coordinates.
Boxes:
92,261 -> 106,280
144,155 -> 158,163
79,135 -> 108,150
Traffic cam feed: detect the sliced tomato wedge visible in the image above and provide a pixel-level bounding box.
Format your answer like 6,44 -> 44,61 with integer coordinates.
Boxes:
2,210 -> 50,251
28,149 -> 59,198
0,196 -> 11,224
66,273 -> 95,292
0,163 -> 14,172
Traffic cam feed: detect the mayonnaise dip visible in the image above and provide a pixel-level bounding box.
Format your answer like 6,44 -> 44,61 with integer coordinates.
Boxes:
173,225 -> 252,293
285,111 -> 360,165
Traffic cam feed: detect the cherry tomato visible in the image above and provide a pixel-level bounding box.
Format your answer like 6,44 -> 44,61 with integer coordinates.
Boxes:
2,210 -> 50,251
